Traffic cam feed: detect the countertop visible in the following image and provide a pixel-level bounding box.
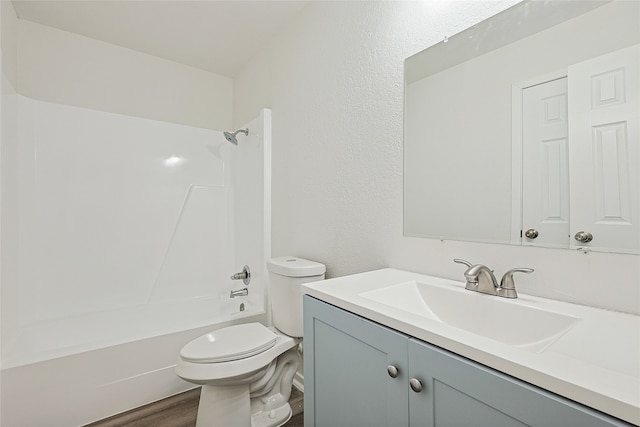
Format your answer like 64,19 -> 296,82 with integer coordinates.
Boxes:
301,268 -> 640,425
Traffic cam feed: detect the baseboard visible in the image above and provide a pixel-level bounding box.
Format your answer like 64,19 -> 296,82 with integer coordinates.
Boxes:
292,371 -> 304,393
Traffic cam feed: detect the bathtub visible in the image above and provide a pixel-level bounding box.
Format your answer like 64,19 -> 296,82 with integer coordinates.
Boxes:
0,307 -> 267,426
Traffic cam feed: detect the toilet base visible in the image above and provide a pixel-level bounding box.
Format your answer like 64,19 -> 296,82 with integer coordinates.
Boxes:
251,402 -> 292,427
195,385 -> 294,427
194,348 -> 300,427
196,384 -> 250,427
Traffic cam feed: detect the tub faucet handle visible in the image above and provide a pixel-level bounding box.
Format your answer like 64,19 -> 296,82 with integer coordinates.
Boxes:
230,265 -> 251,286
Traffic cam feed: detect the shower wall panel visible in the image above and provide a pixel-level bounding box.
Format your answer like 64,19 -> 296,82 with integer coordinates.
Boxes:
2,96 -> 244,368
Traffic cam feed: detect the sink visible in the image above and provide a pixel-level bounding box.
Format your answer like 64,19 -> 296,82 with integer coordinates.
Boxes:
359,281 -> 580,353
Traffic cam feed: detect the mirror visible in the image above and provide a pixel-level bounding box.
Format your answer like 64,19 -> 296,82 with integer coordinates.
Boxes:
404,0 -> 639,254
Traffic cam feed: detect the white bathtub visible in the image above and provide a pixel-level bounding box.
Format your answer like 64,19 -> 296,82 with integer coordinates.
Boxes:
0,308 -> 267,426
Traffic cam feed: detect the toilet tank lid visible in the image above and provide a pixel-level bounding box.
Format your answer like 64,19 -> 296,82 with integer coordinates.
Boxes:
267,256 -> 326,277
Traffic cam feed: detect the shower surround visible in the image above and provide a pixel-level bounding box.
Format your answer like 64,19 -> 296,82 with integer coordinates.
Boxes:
0,94 -> 272,426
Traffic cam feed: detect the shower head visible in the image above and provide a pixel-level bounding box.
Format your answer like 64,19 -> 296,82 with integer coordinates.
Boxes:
223,128 -> 249,145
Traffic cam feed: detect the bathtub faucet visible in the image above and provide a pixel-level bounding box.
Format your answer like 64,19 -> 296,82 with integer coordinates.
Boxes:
230,265 -> 251,286
230,288 -> 249,298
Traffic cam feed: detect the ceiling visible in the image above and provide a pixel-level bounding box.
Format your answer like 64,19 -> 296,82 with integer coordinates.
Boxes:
11,0 -> 309,78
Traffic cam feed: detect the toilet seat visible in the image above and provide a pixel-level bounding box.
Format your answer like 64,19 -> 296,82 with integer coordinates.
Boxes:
180,323 -> 277,363
176,326 -> 299,384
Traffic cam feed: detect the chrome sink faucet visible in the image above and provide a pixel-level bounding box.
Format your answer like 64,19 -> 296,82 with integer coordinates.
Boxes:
454,259 -> 533,299
454,259 -> 499,296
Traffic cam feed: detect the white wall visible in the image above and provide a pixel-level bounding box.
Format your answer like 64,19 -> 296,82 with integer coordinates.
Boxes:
234,0 -> 639,315
18,19 -> 232,131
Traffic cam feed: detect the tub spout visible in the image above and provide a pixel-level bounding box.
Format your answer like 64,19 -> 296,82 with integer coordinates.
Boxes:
230,288 -> 248,298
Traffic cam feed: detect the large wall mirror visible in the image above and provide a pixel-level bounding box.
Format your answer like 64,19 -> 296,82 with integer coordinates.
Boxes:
404,0 -> 639,254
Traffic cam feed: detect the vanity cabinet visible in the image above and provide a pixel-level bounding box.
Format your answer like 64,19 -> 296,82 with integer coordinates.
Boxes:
303,296 -> 632,427
302,295 -> 409,426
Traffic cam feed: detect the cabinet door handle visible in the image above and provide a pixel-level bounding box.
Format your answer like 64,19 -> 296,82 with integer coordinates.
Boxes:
387,365 -> 399,379
409,378 -> 423,393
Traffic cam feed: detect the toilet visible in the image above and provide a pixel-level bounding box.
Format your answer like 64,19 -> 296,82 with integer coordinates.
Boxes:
176,256 -> 326,427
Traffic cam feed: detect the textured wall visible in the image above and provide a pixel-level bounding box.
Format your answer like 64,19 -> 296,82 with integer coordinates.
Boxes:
236,0 -> 516,273
234,1 -> 639,314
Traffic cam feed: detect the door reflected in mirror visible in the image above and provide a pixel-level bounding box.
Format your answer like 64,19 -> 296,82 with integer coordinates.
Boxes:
404,0 -> 639,254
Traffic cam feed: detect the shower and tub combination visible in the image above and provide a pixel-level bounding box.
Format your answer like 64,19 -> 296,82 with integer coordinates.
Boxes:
0,94 -> 273,426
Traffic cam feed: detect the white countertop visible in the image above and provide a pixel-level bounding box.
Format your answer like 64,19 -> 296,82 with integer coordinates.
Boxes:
301,268 -> 640,425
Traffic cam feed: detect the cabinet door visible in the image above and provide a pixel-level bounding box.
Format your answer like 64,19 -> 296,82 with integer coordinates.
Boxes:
303,296 -> 409,427
408,339 -> 631,427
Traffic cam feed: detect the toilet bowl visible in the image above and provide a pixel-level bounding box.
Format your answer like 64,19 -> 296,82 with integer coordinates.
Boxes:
176,323 -> 300,427
176,257 -> 326,427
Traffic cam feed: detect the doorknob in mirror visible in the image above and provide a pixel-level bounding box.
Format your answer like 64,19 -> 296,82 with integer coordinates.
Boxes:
574,231 -> 593,243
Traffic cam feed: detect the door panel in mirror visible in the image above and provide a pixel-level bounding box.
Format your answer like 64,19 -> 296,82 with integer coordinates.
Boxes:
568,45 -> 639,253
521,77 -> 569,249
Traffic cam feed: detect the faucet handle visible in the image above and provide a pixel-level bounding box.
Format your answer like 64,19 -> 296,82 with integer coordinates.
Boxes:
454,259 -> 479,289
453,259 -> 473,268
499,268 -> 534,298
230,265 -> 251,286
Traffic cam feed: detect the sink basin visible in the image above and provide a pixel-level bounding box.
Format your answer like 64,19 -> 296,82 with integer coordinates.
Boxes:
359,281 -> 580,353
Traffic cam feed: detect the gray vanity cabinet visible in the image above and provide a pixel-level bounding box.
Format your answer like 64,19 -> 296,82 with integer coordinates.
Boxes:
408,338 -> 629,426
303,295 -> 632,427
303,295 -> 409,426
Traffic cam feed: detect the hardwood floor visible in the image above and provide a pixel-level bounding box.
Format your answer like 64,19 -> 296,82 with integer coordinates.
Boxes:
85,387 -> 304,427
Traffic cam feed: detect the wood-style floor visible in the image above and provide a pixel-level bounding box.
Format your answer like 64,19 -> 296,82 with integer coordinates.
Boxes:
85,387 -> 303,427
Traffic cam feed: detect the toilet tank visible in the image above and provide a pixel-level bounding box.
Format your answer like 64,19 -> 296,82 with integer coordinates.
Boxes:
267,256 -> 326,337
